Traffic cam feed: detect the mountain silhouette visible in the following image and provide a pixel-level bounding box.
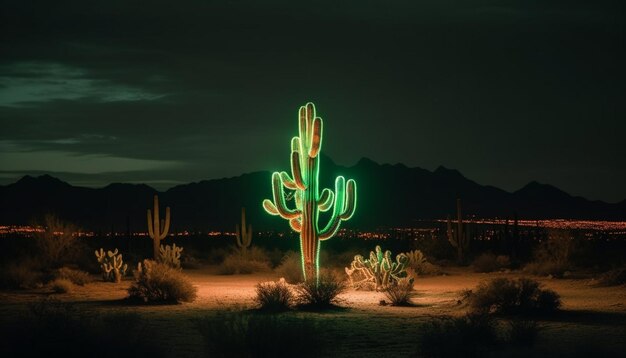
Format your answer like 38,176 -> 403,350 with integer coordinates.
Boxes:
1,157 -> 624,231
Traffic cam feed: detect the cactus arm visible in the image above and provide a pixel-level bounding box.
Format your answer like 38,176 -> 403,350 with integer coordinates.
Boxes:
262,199 -> 279,215
280,171 -> 297,190
318,176 -> 347,241
339,179 -> 357,220
290,150 -> 306,190
318,188 -> 334,212
159,207 -> 170,240
267,172 -> 300,219
289,218 -> 302,232
308,116 -> 322,158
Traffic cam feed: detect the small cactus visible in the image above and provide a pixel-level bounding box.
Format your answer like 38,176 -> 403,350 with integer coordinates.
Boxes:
95,248 -> 128,283
159,243 -> 183,269
235,207 -> 253,254
345,246 -> 411,291
147,194 -> 171,259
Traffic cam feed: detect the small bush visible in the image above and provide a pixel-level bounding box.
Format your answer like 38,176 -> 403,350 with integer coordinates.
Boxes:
472,253 -> 510,273
254,279 -> 294,311
274,251 -> 304,283
523,261 -> 569,278
128,260 -> 197,304
0,261 -> 43,289
384,277 -> 415,306
56,267 -> 91,286
50,278 -> 74,293
32,214 -> 81,269
217,251 -> 270,275
596,267 -> 626,286
195,311 -> 322,358
417,313 -> 499,357
464,278 -> 561,315
294,271 -> 347,309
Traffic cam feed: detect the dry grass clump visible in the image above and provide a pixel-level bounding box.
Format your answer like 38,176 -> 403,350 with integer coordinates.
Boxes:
383,277 -> 415,306
56,267 -> 91,286
217,247 -> 271,275
254,279 -> 294,311
128,260 -> 197,304
294,271 -> 347,309
50,278 -> 74,293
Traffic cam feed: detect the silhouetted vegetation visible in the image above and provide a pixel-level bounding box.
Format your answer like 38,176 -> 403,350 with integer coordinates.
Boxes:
128,260 -> 197,304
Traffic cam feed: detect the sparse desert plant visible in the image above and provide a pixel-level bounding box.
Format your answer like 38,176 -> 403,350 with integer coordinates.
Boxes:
345,245 -> 410,290
295,271 -> 347,309
146,194 -> 171,259
463,277 -> 561,315
417,313 -> 499,357
525,229 -> 575,278
235,207 -> 253,254
596,267 -> 626,286
218,247 -> 271,275
383,277 -> 415,306
128,260 -> 197,304
95,248 -> 128,282
159,243 -> 183,268
472,253 -> 510,273
194,311 -> 322,358
523,261 -> 569,278
55,267 -> 91,286
0,260 -> 43,289
405,249 -> 439,275
254,279 -> 294,311
275,251 -> 304,283
33,214 -> 80,269
50,278 -> 73,293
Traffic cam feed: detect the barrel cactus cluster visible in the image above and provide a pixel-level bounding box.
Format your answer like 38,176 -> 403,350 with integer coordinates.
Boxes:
345,245 -> 411,291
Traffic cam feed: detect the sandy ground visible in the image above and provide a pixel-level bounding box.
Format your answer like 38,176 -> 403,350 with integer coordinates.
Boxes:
1,267 -> 625,357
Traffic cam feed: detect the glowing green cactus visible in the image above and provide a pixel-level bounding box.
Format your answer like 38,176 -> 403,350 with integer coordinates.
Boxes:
263,102 -> 357,282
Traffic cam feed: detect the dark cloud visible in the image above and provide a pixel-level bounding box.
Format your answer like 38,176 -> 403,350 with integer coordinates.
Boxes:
0,1 -> 624,201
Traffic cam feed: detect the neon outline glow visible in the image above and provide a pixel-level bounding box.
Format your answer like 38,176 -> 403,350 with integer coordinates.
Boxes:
262,102 -> 357,282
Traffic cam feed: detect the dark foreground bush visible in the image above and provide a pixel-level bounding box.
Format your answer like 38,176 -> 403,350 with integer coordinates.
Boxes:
254,279 -> 294,311
417,313 -> 540,357
383,277 -> 414,306
128,260 -> 197,304
472,253 -> 510,273
294,271 -> 347,309
195,311 -> 322,357
0,260 -> 43,289
0,297 -> 166,358
464,278 -> 561,315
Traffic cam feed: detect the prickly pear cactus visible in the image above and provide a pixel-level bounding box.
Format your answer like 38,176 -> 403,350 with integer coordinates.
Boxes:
159,243 -> 183,269
345,245 -> 410,291
95,248 -> 128,283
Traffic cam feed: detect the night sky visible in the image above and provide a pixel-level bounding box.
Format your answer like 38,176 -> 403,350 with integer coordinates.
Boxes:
0,1 -> 624,202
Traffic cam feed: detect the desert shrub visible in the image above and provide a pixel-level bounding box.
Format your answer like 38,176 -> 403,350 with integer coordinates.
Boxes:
526,230 -> 575,278
472,253 -> 510,273
383,277 -> 415,306
254,279 -> 294,311
207,247 -> 229,265
195,311 -> 322,358
32,214 -> 81,269
417,313 -> 499,357
50,278 -> 74,293
56,267 -> 91,286
0,297 -> 167,357
596,267 -> 626,286
128,260 -> 197,304
218,253 -> 270,275
463,278 -> 561,315
523,261 -> 569,278
294,271 -> 347,309
0,260 -> 43,289
275,251 -> 304,283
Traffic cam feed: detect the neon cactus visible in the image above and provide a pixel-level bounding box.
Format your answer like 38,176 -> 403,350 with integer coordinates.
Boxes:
262,102 -> 357,281
447,198 -> 469,263
159,243 -> 183,268
345,245 -> 410,291
147,194 -> 171,259
235,207 -> 253,254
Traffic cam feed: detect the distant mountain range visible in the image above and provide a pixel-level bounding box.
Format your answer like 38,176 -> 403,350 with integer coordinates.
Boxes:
1,156 -> 624,232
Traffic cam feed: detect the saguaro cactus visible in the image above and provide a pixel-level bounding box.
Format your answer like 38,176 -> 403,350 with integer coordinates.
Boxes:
147,194 -> 171,259
235,207 -> 253,254
447,198 -> 469,263
262,102 -> 357,282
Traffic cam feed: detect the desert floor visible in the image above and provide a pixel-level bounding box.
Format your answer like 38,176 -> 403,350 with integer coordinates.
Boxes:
1,267 -> 625,357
